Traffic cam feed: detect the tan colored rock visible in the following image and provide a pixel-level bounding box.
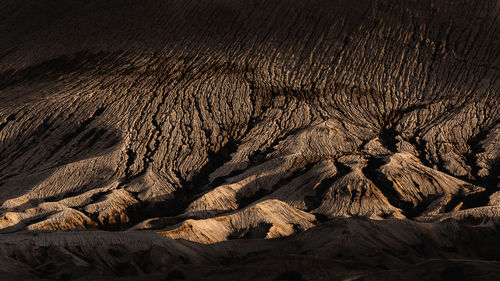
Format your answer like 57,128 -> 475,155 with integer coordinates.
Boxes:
314,156 -> 404,219
381,153 -> 484,207
160,200 -> 316,244
84,188 -> 138,226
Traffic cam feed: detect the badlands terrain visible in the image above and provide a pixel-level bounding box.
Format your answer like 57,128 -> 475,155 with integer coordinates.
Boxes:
0,0 -> 499,280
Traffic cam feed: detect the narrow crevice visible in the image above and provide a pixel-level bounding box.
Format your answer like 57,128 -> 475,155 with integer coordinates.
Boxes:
74,191 -> 132,231
363,156 -> 415,218
443,195 -> 464,213
412,195 -> 440,217
76,128 -> 108,149
227,222 -> 273,240
124,140 -> 240,225
408,131 -> 434,168
464,123 -> 497,182
0,113 -> 16,133
193,140 -> 240,190
313,213 -> 329,223
76,208 -> 100,229
440,124 -> 500,211
124,148 -> 137,179
461,158 -> 500,210
123,85 -> 170,184
208,168 -> 246,189
235,188 -> 270,210
248,128 -> 301,165
40,187 -> 112,205
236,161 -> 316,209
305,161 -> 350,211
89,190 -> 114,203
378,126 -> 399,153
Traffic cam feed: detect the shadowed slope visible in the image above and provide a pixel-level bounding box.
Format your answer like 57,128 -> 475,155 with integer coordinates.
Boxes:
0,0 -> 499,279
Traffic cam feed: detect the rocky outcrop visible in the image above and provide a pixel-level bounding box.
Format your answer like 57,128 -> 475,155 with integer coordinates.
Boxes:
1,0 -> 499,234
0,0 -> 499,279
160,200 -> 316,243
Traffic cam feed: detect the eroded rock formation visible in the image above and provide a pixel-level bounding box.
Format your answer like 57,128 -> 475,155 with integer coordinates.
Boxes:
0,0 -> 499,280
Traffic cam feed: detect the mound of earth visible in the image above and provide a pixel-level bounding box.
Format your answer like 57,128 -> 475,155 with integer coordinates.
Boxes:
0,0 -> 499,280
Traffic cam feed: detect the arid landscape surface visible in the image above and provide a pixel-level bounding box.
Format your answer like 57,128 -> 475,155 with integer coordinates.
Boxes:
0,0 -> 499,280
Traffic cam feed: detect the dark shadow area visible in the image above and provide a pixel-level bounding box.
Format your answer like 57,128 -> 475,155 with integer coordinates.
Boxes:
227,222 -> 273,240
164,270 -> 186,281
274,271 -> 307,281
378,127 -> 399,153
0,113 -> 121,205
461,159 -> 500,210
305,161 -> 350,211
235,161 -> 316,209
122,140 -> 242,228
0,51 -> 120,91
362,156 -> 416,218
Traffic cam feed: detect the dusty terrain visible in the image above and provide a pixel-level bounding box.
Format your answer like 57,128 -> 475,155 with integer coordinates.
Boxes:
0,0 -> 499,280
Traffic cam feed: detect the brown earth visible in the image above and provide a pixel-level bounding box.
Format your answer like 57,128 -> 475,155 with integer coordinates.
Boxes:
0,0 -> 499,280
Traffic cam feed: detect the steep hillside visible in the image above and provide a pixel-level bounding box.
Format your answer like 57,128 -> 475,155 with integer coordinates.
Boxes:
0,0 -> 499,280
